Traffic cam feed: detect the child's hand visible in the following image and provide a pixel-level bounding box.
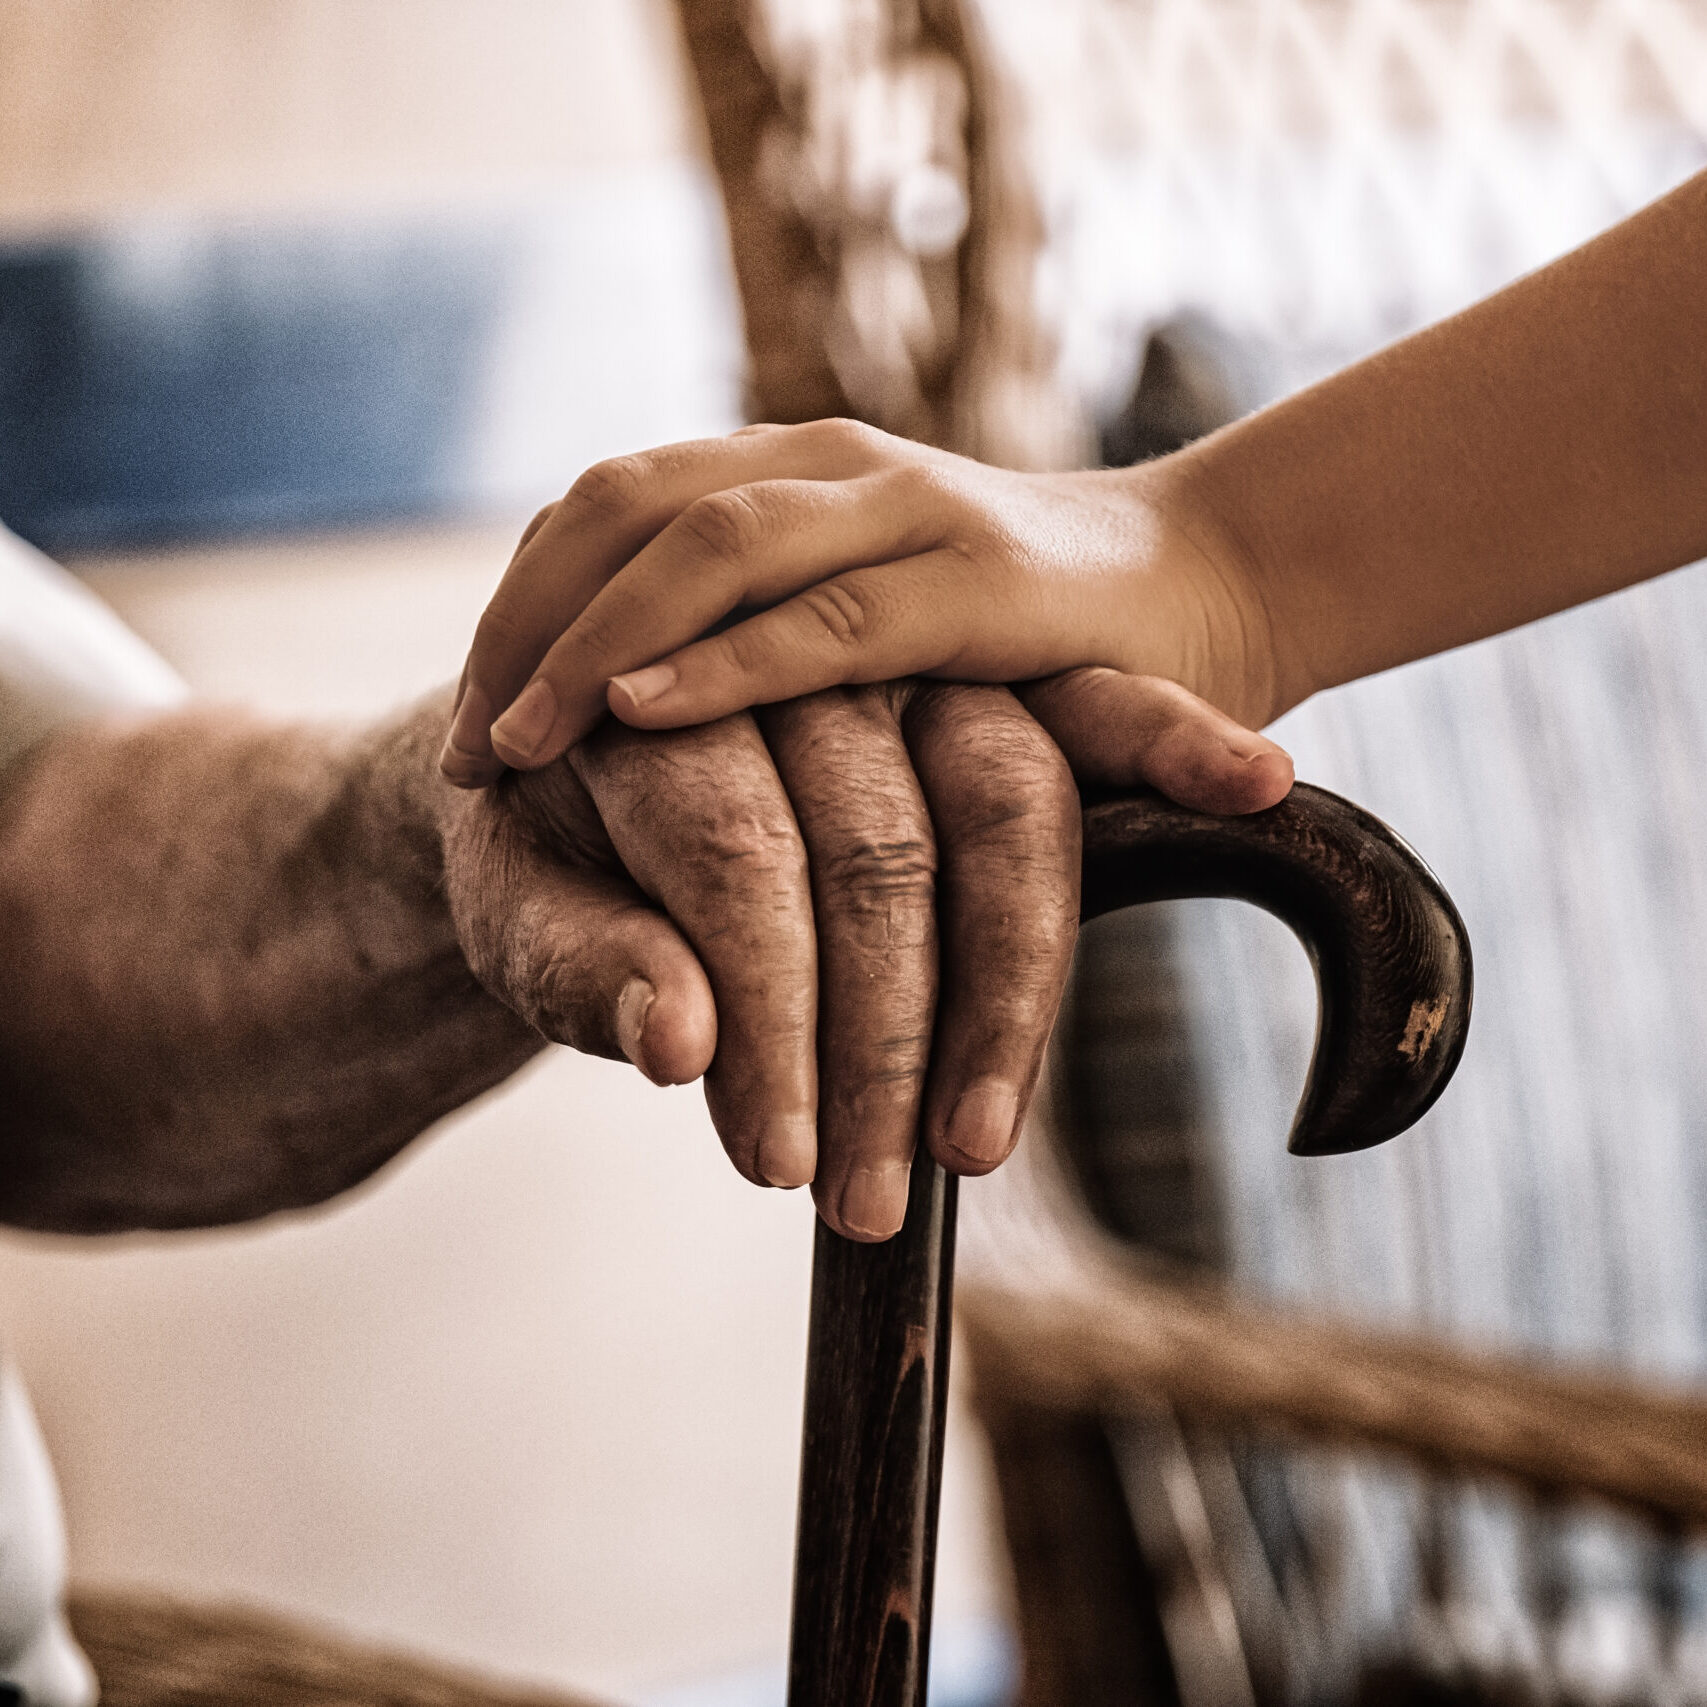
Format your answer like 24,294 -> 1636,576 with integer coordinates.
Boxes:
440,419 -> 1289,810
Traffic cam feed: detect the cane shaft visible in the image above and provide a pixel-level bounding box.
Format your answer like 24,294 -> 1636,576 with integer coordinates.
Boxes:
784,782 -> 1472,1702
787,1149 -> 957,1707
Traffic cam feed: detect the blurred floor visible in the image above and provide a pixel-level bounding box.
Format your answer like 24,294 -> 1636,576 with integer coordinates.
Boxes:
0,523 -> 1012,1703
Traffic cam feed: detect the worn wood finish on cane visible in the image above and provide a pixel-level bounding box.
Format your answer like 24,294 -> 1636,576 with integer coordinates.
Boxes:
788,1148 -> 957,1707
1081,784 -> 1473,1155
787,782 -> 1473,1707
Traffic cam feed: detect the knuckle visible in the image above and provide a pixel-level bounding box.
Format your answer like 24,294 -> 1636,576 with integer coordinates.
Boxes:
936,515 -> 1000,575
506,503 -> 559,562
560,605 -> 615,665
529,948 -> 587,1042
1004,740 -> 1079,838
940,705 -> 1078,840
890,459 -> 959,508
815,834 -> 937,944
654,790 -> 808,898
808,416 -> 887,459
470,596 -> 531,665
551,595 -> 627,670
711,810 -> 808,884
1056,663 -> 1120,705
678,488 -> 770,565
528,941 -> 620,1053
565,455 -> 648,523
798,580 -> 874,650
818,832 -> 936,901
718,622 -> 774,679
1022,665 -> 1116,731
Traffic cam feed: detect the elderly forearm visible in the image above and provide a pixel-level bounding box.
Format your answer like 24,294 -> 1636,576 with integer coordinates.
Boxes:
1165,168 -> 1707,717
0,694 -> 539,1233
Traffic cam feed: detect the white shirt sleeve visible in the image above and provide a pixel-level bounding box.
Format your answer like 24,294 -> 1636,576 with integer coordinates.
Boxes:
0,1366 -> 94,1707
0,525 -> 188,781
0,521 -> 178,1706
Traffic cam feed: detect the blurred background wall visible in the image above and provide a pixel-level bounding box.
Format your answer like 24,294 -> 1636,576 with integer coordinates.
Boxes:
0,0 -> 740,548
0,4 -> 1012,1701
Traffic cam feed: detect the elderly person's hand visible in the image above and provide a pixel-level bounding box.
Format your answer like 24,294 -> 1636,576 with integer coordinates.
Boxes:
0,677 -> 1089,1242
446,682 -> 1078,1240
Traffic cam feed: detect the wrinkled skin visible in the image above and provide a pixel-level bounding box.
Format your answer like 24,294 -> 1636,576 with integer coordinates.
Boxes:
0,683 -> 1077,1241
446,683 -> 1079,1240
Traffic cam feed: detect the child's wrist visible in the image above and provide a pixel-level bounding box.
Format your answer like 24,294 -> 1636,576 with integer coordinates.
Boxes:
1115,453 -> 1307,728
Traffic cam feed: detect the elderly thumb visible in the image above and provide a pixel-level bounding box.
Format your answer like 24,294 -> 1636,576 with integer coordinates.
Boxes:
446,810 -> 717,1084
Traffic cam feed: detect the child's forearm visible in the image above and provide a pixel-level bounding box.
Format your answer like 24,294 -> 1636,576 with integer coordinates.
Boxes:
441,169 -> 1707,765
1172,168 -> 1707,717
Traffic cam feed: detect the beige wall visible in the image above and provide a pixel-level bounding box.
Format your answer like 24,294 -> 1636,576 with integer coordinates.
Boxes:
0,529 -> 1008,1701
0,0 -> 703,235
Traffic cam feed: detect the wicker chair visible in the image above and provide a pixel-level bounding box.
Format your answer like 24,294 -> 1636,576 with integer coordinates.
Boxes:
671,4 -> 1707,1701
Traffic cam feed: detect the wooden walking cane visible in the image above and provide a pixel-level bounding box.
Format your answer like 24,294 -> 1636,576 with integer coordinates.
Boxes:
785,782 -> 1474,1707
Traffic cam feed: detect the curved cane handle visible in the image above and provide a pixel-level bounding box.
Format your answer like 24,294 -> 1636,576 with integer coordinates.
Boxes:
1081,782 -> 1473,1155
788,783 -> 1473,1707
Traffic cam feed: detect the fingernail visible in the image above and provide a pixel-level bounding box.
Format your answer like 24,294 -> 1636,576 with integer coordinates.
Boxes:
837,1161 -> 910,1240
943,1078 -> 1020,1169
616,977 -> 656,1077
609,662 -> 678,711
758,1115 -> 816,1189
490,678 -> 559,765
439,683 -> 494,784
